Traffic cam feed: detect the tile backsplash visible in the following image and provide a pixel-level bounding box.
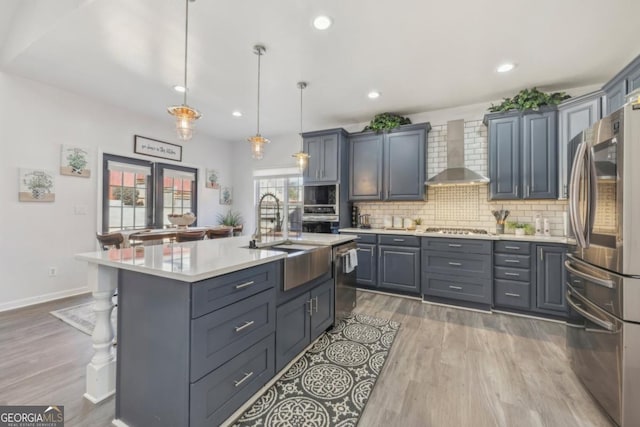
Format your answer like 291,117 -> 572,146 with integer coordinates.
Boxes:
355,119 -> 569,236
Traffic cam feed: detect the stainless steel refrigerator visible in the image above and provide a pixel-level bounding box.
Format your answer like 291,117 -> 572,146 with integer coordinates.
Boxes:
566,101 -> 640,426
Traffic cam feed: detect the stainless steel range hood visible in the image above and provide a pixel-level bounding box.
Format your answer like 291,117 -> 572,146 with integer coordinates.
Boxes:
426,119 -> 489,186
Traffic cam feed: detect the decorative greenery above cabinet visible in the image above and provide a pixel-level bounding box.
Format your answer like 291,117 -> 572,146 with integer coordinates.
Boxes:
348,123 -> 430,201
484,108 -> 558,200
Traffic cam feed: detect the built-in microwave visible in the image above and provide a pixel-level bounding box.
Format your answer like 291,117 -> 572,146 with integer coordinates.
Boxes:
303,184 -> 337,206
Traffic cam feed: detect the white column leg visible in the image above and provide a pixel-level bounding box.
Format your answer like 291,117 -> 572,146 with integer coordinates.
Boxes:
84,263 -> 117,404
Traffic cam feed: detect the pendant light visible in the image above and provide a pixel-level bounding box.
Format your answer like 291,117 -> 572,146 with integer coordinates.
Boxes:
248,45 -> 270,159
292,82 -> 310,172
167,0 -> 201,142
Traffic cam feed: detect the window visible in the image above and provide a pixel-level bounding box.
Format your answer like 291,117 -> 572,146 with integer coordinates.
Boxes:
102,154 -> 198,232
254,169 -> 302,238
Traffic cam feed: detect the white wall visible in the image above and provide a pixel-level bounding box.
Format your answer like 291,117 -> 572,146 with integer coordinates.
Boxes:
0,72 -> 234,311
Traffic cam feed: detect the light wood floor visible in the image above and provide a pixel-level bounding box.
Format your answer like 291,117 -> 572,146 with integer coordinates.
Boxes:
0,291 -> 614,427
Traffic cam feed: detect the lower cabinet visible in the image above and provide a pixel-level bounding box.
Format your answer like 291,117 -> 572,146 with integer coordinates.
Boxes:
378,244 -> 420,294
493,241 -> 568,318
276,279 -> 334,371
355,243 -> 377,286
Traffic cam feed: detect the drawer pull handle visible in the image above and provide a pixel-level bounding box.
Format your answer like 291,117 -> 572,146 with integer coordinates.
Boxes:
505,292 -> 521,297
504,246 -> 521,250
234,371 -> 254,387
448,262 -> 462,266
504,272 -> 520,277
235,280 -> 255,290
234,320 -> 255,332
449,285 -> 463,290
393,238 -> 405,242
448,244 -> 462,248
504,259 -> 520,264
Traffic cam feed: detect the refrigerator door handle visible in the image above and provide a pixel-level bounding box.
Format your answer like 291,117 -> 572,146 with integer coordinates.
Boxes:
566,289 -> 615,331
564,258 -> 615,289
569,142 -> 588,248
587,151 -> 598,245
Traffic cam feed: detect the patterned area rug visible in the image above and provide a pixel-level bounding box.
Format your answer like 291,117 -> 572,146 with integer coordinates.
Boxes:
232,313 -> 400,427
50,301 -> 117,336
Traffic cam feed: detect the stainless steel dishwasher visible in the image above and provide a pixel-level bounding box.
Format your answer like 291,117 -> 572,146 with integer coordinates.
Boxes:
333,241 -> 357,324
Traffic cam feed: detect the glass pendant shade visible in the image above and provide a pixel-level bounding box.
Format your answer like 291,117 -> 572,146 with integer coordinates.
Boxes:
248,134 -> 270,160
292,151 -> 310,171
168,105 -> 202,141
167,0 -> 200,142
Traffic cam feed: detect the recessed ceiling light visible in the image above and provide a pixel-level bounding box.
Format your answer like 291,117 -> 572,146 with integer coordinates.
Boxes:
172,85 -> 187,93
313,16 -> 332,30
496,63 -> 515,73
232,111 -> 242,117
368,91 -> 381,99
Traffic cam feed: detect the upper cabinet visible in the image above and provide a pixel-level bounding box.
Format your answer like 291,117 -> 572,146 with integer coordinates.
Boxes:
557,91 -> 603,199
302,128 -> 348,184
348,123 -> 429,201
485,109 -> 558,200
602,55 -> 640,115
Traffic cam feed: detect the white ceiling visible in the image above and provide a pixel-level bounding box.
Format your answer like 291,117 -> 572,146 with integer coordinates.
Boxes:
2,0 -> 640,142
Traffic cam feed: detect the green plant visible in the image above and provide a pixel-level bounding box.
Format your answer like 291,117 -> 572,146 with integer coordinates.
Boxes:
217,209 -> 243,227
414,218 -> 422,226
24,171 -> 53,191
112,187 -> 139,206
363,112 -> 411,132
507,221 -> 534,235
488,87 -> 570,113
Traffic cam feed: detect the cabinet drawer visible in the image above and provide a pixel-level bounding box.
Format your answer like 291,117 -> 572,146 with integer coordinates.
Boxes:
494,266 -> 531,282
343,233 -> 376,244
422,274 -> 491,304
494,254 -> 530,268
191,289 -> 276,382
192,262 -> 277,318
494,280 -> 531,309
421,238 -> 492,255
422,251 -> 491,279
495,241 -> 531,255
190,334 -> 275,427
378,234 -> 420,247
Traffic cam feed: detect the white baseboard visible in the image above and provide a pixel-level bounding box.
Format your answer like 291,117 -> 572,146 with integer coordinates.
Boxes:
0,287 -> 90,313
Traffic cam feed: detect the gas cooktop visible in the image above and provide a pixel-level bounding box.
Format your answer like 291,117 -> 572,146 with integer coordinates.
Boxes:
423,227 -> 489,235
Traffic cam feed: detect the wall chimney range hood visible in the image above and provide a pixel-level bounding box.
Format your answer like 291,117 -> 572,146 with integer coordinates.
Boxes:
425,119 -> 489,186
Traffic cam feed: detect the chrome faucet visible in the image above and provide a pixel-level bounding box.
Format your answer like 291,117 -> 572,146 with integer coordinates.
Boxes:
253,192 -> 281,243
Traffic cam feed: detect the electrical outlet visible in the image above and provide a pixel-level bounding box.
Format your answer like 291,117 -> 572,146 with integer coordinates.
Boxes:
48,267 -> 57,277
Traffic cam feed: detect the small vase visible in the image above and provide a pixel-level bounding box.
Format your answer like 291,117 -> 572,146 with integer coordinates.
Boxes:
515,229 -> 525,236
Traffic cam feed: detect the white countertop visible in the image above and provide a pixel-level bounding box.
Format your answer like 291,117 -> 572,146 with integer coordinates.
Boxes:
339,227 -> 570,244
76,233 -> 357,282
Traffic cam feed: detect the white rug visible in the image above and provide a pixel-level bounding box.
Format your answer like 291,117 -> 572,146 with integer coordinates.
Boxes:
50,301 -> 117,336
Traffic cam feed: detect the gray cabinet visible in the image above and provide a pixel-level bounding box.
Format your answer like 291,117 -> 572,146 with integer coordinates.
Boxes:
557,92 -> 603,199
340,232 -> 377,287
302,128 -> 348,184
535,245 -> 567,313
378,242 -> 420,295
421,237 -> 492,307
602,54 -> 640,115
275,278 -> 334,371
349,133 -> 383,200
486,109 -> 558,200
116,263 -> 278,427
492,241 -> 568,318
349,123 -> 429,201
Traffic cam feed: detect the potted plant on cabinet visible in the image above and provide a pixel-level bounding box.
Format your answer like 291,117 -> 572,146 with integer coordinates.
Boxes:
507,221 -> 534,236
217,209 -> 244,236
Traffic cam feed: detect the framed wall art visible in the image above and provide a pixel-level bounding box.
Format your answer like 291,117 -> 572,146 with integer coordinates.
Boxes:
220,186 -> 232,205
19,168 -> 56,202
134,135 -> 182,162
205,169 -> 220,189
60,145 -> 91,177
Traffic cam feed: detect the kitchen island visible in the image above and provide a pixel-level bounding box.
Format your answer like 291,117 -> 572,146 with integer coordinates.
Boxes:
75,233 -> 356,427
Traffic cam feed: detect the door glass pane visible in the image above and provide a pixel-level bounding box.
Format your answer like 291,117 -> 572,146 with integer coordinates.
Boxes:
160,169 -> 195,227
107,171 -> 150,231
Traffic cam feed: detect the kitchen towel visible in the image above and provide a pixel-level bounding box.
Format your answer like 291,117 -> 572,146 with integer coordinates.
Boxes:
345,248 -> 358,273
